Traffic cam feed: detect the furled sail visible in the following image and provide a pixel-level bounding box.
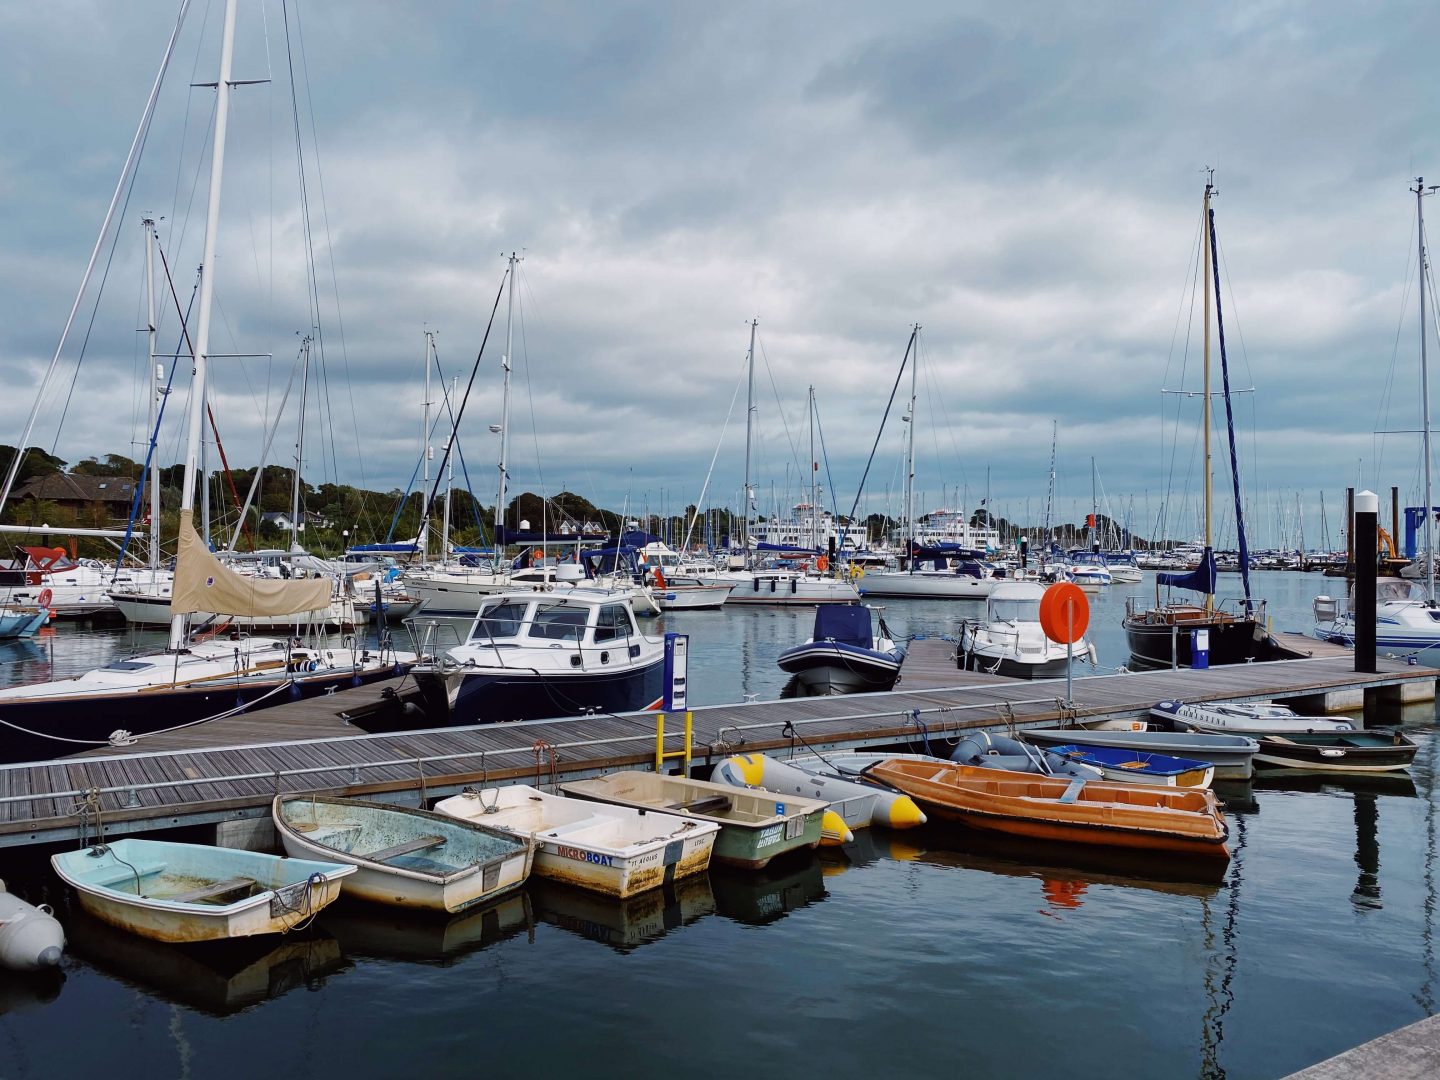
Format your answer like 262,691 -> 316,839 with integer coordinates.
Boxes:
171,510 -> 332,617
1156,547 -> 1217,595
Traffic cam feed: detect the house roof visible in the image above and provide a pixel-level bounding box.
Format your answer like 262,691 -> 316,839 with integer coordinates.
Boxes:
15,473 -> 137,503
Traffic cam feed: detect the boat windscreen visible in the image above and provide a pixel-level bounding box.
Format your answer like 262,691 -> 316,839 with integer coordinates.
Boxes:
991,599 -> 1040,623
472,600 -> 530,640
528,603 -> 589,641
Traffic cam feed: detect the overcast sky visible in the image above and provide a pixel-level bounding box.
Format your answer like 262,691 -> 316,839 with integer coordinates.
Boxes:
2,1 -> 1438,544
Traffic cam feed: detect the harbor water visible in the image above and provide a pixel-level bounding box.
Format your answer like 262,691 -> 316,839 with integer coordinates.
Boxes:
0,570 -> 1436,1078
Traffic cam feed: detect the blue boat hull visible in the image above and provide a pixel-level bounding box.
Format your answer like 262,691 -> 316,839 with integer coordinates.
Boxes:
0,664 -> 407,765
777,642 -> 904,695
440,660 -> 665,725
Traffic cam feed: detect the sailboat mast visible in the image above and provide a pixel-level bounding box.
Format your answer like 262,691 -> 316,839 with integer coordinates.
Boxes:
742,319 -> 757,558
290,336 -> 311,553
142,217 -> 161,575
168,0 -> 237,652
904,325 -> 919,567
1090,456 -> 1097,550
441,376 -> 457,559
496,254 -> 518,547
1416,178 -> 1436,604
420,330 -> 434,564
1202,178 -> 1215,612
808,385 -> 817,553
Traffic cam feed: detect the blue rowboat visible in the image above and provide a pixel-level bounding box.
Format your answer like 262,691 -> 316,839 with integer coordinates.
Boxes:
51,839 -> 355,943
1043,743 -> 1215,788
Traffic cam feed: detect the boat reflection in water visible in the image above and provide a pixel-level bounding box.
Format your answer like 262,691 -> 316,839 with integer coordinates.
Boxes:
0,969 -> 63,1017
65,907 -> 346,1017
709,857 -> 827,926
529,875 -> 715,953
816,827 -> 924,877
904,823 -> 1229,896
320,893 -> 532,966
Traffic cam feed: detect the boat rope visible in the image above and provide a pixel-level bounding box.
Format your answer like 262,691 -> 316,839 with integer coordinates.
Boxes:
272,871 -> 328,934
532,740 -> 559,787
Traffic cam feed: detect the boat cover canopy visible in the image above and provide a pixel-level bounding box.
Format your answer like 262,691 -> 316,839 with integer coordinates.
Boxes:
172,510 -> 331,616
1157,547 -> 1217,595
813,603 -> 871,647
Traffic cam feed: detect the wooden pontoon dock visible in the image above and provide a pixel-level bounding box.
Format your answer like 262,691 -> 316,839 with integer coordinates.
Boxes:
0,640 -> 1432,850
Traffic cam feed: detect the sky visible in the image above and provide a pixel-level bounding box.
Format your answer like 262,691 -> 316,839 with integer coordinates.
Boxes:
1,0 -> 1438,546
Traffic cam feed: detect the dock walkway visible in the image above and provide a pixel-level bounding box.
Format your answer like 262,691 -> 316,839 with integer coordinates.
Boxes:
0,643 -> 1431,849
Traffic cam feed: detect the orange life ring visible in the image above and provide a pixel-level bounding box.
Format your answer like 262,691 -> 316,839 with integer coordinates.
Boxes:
816,556 -> 829,573
36,588 -> 53,608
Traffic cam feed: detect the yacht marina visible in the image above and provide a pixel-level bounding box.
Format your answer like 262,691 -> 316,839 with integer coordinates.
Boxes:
4,2 -> 1440,1077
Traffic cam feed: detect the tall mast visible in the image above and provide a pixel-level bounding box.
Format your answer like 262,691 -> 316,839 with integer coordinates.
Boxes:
142,217 -> 161,574
420,330 -> 434,564
168,0 -> 237,651
903,324 -> 919,567
496,253 -> 519,546
1416,178 -> 1437,603
1090,456 -> 1097,550
1202,177 -> 1215,612
808,385 -> 817,552
290,335 -> 311,552
1044,420 -> 1057,545
441,376 -> 457,559
741,319 -> 757,558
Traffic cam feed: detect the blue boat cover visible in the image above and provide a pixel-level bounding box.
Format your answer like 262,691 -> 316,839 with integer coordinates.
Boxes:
1157,547 -> 1216,595
813,604 -> 871,648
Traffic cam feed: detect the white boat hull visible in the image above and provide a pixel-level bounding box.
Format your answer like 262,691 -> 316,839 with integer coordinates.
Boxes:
437,786 -> 718,898
857,571 -> 995,599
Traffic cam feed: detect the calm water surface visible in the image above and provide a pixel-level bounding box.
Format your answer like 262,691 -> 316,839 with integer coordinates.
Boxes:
1,571 -> 1436,1079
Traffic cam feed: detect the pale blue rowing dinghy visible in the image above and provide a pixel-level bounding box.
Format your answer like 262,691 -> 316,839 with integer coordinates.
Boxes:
51,839 -> 355,943
273,795 -> 534,913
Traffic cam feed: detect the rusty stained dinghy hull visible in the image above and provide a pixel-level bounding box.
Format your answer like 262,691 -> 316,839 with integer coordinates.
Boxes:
273,795 -> 535,913
869,759 -> 1231,860
560,772 -> 830,870
51,839 -> 356,944
436,785 -> 718,899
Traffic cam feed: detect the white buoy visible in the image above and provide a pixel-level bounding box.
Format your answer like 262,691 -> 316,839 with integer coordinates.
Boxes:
0,878 -> 65,972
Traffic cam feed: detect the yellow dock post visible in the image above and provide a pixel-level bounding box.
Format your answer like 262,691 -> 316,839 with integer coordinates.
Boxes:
654,710 -> 694,775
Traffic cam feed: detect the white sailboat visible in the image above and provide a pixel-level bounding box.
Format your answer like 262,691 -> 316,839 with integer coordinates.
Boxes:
0,0 -> 409,765
1313,179 -> 1440,652
694,323 -> 860,605
856,326 -> 997,601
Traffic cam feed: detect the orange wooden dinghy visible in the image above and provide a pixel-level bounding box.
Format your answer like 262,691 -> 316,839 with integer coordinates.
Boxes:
868,759 -> 1230,859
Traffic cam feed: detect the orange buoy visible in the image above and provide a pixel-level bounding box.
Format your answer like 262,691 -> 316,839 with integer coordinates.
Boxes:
816,555 -> 829,573
1038,582 -> 1089,644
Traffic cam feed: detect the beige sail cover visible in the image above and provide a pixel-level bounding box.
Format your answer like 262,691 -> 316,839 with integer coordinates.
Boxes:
171,510 -> 333,617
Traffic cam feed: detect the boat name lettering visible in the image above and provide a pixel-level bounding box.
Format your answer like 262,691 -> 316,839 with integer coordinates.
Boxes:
555,845 -> 614,867
757,824 -> 783,848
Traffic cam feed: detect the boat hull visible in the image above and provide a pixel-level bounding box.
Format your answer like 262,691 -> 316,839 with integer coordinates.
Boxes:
653,584 -> 733,611
871,760 -> 1230,859
1123,613 -> 1294,670
958,647 -> 1070,680
0,660 -> 408,766
422,657 -> 665,725
1252,733 -> 1418,773
51,841 -> 354,943
1022,728 -> 1258,780
273,796 -> 533,913
436,786 -> 719,898
776,641 -> 903,694
858,572 -> 995,599
560,772 -> 827,870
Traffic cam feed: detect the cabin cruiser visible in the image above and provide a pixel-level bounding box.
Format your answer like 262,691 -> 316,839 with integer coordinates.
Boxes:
1312,577 -> 1440,651
958,580 -> 1096,679
408,580 -> 666,724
